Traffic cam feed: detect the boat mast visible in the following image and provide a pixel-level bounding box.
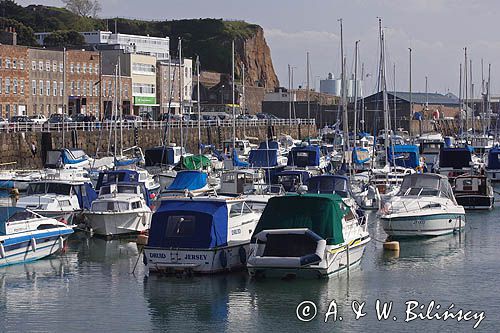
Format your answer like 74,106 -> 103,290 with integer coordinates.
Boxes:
196,55 -> 201,155
306,51 -> 310,139
179,38 -> 184,152
114,63 -> 118,158
470,59 -> 474,136
408,48 -> 412,122
118,56 -> 123,157
393,63 -> 397,132
353,40 -> 359,148
361,62 -> 365,133
232,40 -> 236,153
339,18 -> 348,152
62,47 -> 66,147
382,30 -> 390,167
459,63 -> 463,136
487,64 -> 492,135
464,47 -> 468,140
288,64 -> 292,131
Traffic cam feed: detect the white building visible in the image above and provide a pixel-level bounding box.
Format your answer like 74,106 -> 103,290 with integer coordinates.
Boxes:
35,31 -> 112,46
263,88 -> 296,102
320,73 -> 363,99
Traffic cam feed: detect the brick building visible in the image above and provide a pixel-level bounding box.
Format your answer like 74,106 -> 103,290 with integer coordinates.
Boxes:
65,50 -> 100,116
157,58 -> 193,117
0,45 -> 29,118
101,74 -> 132,118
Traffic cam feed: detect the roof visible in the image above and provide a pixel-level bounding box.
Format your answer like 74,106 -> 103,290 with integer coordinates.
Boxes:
365,91 -> 460,106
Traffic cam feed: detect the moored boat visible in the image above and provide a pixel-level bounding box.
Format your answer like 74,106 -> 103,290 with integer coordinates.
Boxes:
453,174 -> 494,210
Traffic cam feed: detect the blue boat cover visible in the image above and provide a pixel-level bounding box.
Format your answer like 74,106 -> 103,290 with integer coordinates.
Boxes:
306,175 -> 350,198
487,147 -> 500,170
232,149 -> 249,167
62,149 -> 88,165
115,157 -> 141,167
73,183 -> 98,210
0,180 -> 14,189
167,171 -> 207,191
148,200 -> 228,249
0,207 -> 25,235
248,149 -> 278,168
287,146 -> 321,167
439,147 -> 472,169
145,147 -> 176,166
388,145 -> 420,168
258,141 -> 279,150
352,147 -> 370,164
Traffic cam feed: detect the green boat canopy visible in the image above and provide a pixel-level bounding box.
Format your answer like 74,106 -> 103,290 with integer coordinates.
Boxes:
253,193 -> 348,245
181,155 -> 211,170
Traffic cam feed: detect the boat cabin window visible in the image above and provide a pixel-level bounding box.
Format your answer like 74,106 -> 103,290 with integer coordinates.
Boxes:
131,201 -> 142,209
344,209 -> 356,222
404,187 -> 440,197
37,224 -> 59,230
229,202 -> 253,217
222,173 -> 235,183
92,201 -> 129,212
166,215 -> 196,237
7,211 -> 37,222
28,183 -> 73,196
59,200 -> 72,207
118,185 -> 139,194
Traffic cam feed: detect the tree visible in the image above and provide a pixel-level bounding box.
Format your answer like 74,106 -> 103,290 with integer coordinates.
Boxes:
44,30 -> 86,47
61,0 -> 101,18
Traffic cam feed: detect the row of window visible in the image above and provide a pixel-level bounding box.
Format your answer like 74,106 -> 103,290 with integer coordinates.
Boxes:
132,63 -> 156,74
132,83 -> 155,95
69,62 -> 99,75
0,104 -> 27,118
31,80 -> 64,97
0,103 -> 101,118
102,82 -> 130,98
0,58 -> 25,70
0,77 -> 25,95
31,60 -> 63,73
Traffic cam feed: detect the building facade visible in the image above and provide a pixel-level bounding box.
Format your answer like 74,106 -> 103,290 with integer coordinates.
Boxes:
65,50 -> 100,116
101,74 -> 132,118
28,48 -> 64,116
157,58 -> 193,116
0,45 -> 29,118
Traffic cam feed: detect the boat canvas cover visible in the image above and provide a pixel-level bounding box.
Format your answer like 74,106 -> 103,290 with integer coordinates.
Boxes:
397,174 -> 455,201
148,200 -> 228,249
439,147 -> 472,169
145,147 -> 176,166
73,183 -> 98,210
232,149 -> 249,168
181,155 -> 211,170
306,175 -> 350,197
167,171 -> 207,191
0,207 -> 25,235
487,148 -> 500,170
115,157 -> 141,167
249,149 -> 278,168
62,149 -> 88,165
287,146 -> 321,167
258,141 -> 279,150
253,194 -> 346,245
388,145 -> 420,168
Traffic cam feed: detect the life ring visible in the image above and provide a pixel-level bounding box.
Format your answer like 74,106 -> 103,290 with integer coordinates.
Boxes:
219,250 -> 227,268
238,246 -> 247,264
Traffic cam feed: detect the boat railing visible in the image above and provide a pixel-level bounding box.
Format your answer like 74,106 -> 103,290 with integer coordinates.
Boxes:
389,198 -> 443,215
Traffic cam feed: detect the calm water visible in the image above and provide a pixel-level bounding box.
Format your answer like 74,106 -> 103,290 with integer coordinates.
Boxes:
1,202 -> 500,332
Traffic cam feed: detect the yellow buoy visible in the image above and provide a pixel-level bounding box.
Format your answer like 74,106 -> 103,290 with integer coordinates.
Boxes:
383,241 -> 400,252
136,234 -> 149,246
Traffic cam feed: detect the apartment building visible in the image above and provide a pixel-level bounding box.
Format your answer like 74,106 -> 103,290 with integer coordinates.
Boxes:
157,58 -> 193,116
0,45 -> 29,118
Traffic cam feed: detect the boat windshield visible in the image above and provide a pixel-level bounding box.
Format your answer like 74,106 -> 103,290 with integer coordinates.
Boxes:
27,183 -> 72,196
100,185 -> 139,195
403,187 -> 440,197
92,201 -> 130,212
7,210 -> 37,222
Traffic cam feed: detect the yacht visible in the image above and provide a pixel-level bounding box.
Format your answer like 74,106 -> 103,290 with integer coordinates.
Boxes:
0,207 -> 74,267
16,178 -> 97,225
247,192 -> 370,278
436,147 -> 479,179
453,174 -> 494,210
95,169 -> 160,194
144,196 -> 261,274
380,174 -> 466,237
417,133 -> 444,172
84,183 -> 153,236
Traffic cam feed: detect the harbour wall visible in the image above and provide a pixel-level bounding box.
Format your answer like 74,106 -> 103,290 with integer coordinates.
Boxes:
0,123 -> 317,170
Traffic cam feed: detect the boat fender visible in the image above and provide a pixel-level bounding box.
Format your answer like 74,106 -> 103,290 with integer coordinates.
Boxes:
238,246 -> 247,264
31,238 -> 37,252
58,236 -> 64,250
220,250 -> 227,268
0,243 -> 5,258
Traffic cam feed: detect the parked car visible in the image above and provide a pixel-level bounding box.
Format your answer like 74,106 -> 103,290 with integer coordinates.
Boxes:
0,117 -> 8,128
123,115 -> 143,123
72,113 -> 89,123
29,114 -> 47,124
10,115 -> 33,123
47,114 -> 72,123
256,113 -> 279,120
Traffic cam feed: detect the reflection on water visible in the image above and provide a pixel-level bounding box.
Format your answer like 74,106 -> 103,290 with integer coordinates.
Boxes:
1,207 -> 500,332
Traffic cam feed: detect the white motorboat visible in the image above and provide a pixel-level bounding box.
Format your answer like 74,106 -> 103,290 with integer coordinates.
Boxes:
84,183 -> 153,236
380,173 -> 466,237
144,196 -> 261,274
453,174 -> 494,210
247,192 -> 370,278
0,207 -> 74,267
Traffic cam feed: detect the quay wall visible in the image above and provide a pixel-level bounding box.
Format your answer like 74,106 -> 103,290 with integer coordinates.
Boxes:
0,124 -> 317,170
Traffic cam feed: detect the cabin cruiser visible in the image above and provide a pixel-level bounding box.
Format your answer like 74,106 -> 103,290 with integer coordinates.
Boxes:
95,169 -> 160,194
436,147 -> 480,180
222,139 -> 255,159
84,183 -> 153,236
453,174 -> 494,210
469,135 -> 494,156
418,133 -> 444,172
144,196 -> 261,274
370,165 -> 415,197
485,147 -> 500,182
0,170 -> 45,192
275,170 -> 311,193
0,207 -> 74,267
380,174 -> 466,237
247,192 -> 370,278
144,146 -> 185,190
16,179 -> 97,225
350,173 -> 381,210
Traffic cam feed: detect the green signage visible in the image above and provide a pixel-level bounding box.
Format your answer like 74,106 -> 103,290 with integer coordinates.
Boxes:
134,96 -> 156,105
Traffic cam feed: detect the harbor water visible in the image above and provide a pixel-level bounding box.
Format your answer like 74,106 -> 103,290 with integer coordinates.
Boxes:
1,206 -> 499,332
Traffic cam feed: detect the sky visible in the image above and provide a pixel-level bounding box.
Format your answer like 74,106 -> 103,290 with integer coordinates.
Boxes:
16,0 -> 500,96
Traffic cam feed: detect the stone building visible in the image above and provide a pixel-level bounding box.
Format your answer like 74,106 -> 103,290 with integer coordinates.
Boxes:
0,45 -> 29,118
28,48 -> 64,116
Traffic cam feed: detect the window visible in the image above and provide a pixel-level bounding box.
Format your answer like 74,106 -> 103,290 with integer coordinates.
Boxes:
5,78 -> 10,94
131,201 -> 142,209
0,78 -> 2,94
12,59 -> 17,69
53,61 -> 57,72
47,104 -> 51,115
5,58 -> 10,69
46,81 -> 50,96
132,63 -> 156,74
13,79 -> 17,94
76,81 -> 80,95
31,61 -> 36,70
76,63 -> 80,73
132,83 -> 155,94
83,63 -> 86,73
166,215 -> 196,237
59,62 -> 63,72
38,61 -> 43,71
19,60 -> 24,70
89,63 -> 93,74
45,61 -> 50,71
39,80 -> 43,96
60,81 -> 63,96
95,65 -> 99,74
71,81 -> 75,95
83,80 -> 87,96
70,63 -> 74,73
0,57 -> 2,68
20,80 -> 24,95
88,81 -> 92,96
53,81 -> 57,96
32,80 -> 36,95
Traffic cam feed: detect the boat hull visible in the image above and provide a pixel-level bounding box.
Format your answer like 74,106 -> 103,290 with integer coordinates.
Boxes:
85,211 -> 152,236
144,242 -> 250,274
381,213 -> 466,237
456,195 -> 494,210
